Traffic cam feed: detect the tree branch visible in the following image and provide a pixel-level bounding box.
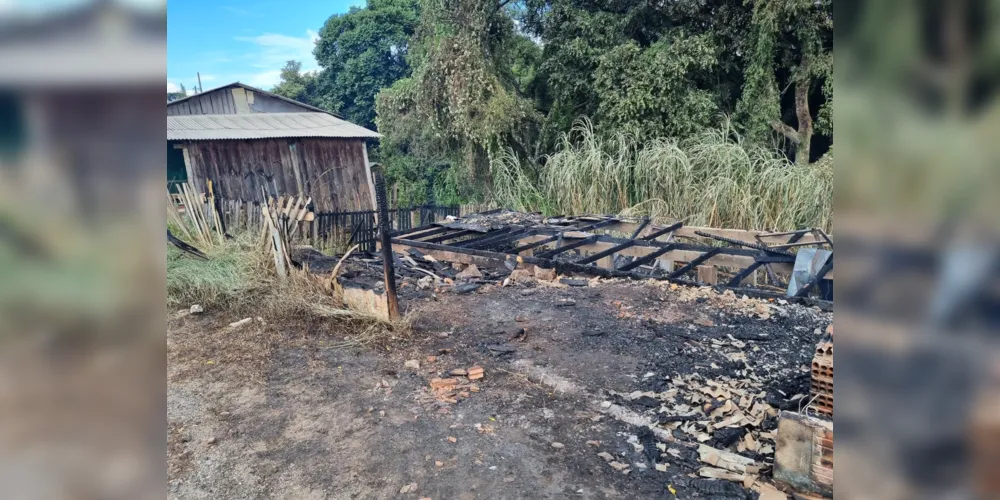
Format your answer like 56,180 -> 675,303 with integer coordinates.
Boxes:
493,0 -> 513,16
771,121 -> 800,144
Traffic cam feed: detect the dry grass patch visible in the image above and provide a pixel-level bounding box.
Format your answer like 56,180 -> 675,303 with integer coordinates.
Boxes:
167,229 -> 410,382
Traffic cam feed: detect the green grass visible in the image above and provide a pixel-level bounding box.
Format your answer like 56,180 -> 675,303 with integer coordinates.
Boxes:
167,232 -> 273,313
489,118 -> 832,232
167,231 -> 341,320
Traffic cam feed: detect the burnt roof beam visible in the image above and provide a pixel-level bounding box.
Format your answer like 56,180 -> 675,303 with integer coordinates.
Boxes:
452,227 -> 515,248
640,221 -> 684,241
666,247 -> 724,279
509,218 -> 619,254
423,229 -> 479,244
535,235 -> 599,259
616,244 -> 678,272
574,238 -> 640,265
463,228 -> 535,249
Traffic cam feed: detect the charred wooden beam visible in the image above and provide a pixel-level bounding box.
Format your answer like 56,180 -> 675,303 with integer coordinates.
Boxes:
402,225 -> 453,241
770,240 -> 829,250
574,238 -> 640,265
464,228 -> 534,249
640,221 -> 683,241
694,230 -> 793,256
514,232 -> 794,273
759,228 -> 813,238
391,236 -> 699,285
617,244 -> 678,272
565,217 -> 622,233
510,218 -> 619,253
450,227 -> 511,247
629,218 -> 651,239
390,223 -> 434,238
667,247 -> 723,279
392,237 -> 523,263
510,234 -> 563,254
727,261 -> 764,287
424,229 -> 478,244
535,235 -> 599,259
374,172 -> 400,320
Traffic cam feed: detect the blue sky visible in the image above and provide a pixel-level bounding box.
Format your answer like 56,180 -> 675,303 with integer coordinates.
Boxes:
167,0 -> 363,94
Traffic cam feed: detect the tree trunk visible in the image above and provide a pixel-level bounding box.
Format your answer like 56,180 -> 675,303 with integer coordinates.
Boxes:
770,56 -> 814,165
793,77 -> 813,166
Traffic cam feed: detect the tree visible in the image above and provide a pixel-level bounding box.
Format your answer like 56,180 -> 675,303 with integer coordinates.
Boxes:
736,0 -> 832,165
375,0 -> 541,203
358,0 -> 832,200
519,0 -> 756,150
313,0 -> 420,129
270,60 -> 322,108
593,35 -> 720,141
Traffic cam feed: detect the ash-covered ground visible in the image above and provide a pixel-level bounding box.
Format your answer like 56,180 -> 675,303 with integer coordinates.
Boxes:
168,274 -> 830,500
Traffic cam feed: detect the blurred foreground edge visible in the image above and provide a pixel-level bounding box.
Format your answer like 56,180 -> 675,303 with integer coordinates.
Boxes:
0,1 -> 166,499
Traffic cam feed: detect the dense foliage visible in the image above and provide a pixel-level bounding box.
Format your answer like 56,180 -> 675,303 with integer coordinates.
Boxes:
270,61 -> 322,108
374,0 -> 542,204
266,0 -> 832,215
312,0 -> 419,128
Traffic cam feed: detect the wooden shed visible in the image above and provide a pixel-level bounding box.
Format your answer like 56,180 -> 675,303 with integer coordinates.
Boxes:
167,82 -> 379,212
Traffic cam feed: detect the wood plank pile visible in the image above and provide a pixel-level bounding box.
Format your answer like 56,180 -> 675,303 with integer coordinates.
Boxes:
167,183 -> 314,280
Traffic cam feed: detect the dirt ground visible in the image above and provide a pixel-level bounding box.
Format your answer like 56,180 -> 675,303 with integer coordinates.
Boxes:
168,278 -> 830,500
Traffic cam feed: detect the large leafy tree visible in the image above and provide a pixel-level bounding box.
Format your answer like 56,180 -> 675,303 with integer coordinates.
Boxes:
520,0 -> 755,149
375,0 -> 541,204
736,0 -> 832,165
593,34 -> 720,141
307,0 -> 832,201
270,60 -> 322,107
313,0 -> 420,129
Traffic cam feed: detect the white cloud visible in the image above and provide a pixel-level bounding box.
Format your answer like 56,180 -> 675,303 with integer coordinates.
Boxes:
167,80 -> 202,95
234,30 -> 320,72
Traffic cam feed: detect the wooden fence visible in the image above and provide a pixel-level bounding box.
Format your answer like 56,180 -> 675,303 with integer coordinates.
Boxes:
311,205 -> 461,252
171,190 -> 463,253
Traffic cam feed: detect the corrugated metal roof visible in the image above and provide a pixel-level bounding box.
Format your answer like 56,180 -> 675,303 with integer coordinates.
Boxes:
167,82 -> 335,116
167,112 -> 381,140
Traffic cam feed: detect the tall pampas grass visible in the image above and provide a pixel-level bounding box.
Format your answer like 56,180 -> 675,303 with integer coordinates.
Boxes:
489,118 -> 832,231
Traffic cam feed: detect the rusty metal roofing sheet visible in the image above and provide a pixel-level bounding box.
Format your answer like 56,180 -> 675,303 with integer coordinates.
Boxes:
167,112 -> 380,140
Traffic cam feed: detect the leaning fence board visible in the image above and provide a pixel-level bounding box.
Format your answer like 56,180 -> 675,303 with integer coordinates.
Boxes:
167,190 -> 195,243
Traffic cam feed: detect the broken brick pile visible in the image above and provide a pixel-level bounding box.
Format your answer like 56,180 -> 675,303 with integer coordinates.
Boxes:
809,341 -> 833,417
427,366 -> 484,405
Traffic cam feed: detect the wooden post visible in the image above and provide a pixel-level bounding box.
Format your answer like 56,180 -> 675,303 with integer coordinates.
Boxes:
697,265 -> 718,285
374,171 -> 400,320
361,146 -> 378,217
260,188 -> 287,279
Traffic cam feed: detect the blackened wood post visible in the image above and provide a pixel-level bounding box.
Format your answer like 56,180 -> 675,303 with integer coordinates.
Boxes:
374,171 -> 400,320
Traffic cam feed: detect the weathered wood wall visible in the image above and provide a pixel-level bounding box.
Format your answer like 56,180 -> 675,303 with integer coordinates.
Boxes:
179,137 -> 374,212
167,86 -> 312,116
